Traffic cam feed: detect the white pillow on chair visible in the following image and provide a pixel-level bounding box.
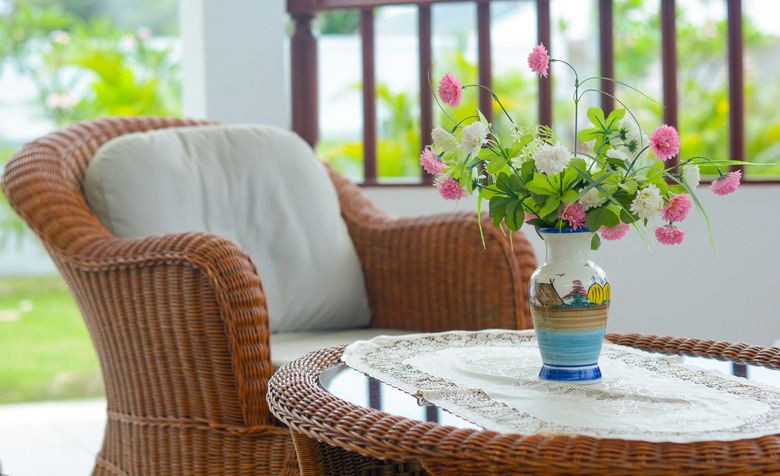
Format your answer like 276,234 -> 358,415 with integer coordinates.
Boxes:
84,124 -> 371,333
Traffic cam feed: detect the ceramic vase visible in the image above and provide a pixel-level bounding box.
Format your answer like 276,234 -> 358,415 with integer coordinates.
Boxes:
529,227 -> 610,384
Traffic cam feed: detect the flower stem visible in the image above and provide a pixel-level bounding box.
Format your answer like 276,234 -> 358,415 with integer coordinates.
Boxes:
463,84 -> 516,125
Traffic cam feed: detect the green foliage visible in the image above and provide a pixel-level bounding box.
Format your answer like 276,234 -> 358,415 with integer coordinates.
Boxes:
0,276 -> 101,404
0,0 -> 182,247
317,10 -> 361,35
613,0 -> 779,177
27,0 -> 179,35
1,0 -> 181,128
317,48 -> 536,181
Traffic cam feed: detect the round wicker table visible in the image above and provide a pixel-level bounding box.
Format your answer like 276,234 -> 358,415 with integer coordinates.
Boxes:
267,333 -> 780,475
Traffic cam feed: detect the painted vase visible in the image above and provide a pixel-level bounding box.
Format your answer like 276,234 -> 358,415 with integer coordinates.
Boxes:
529,227 -> 610,384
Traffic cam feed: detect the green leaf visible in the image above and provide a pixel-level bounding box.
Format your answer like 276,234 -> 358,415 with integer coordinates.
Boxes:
577,127 -> 603,143
605,108 -> 626,130
562,160 -> 584,189
604,204 -> 621,227
507,173 -> 526,195
480,188 -> 499,200
646,161 -> 665,180
539,196 -> 561,221
527,174 -> 557,195
585,208 -> 602,232
587,107 -> 607,129
486,156 -> 508,175
617,179 -> 638,195
504,200 -> 525,231
489,195 -> 513,218
520,160 -> 535,182
591,233 -> 602,251
561,189 -> 578,203
496,173 -> 512,194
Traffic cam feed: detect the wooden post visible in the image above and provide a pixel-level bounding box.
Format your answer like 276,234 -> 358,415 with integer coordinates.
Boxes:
661,0 -> 679,168
361,8 -> 378,184
477,1 -> 493,123
419,5 -> 434,183
537,0 -> 552,128
727,0 -> 746,173
599,0 -> 615,114
290,12 -> 319,148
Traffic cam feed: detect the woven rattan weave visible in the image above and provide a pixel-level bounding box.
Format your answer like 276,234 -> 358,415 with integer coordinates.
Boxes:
268,334 -> 780,475
1,117 -> 538,475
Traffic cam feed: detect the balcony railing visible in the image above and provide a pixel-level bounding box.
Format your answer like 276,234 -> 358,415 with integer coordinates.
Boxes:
287,0 -> 771,185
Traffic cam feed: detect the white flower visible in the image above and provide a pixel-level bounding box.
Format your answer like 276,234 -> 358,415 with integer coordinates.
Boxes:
511,153 -> 530,168
681,164 -> 701,188
136,26 -> 153,41
45,90 -> 79,110
533,142 -> 571,175
511,126 -> 523,143
579,188 -> 607,211
120,34 -> 137,50
461,121 -> 490,156
606,147 -> 629,161
49,30 -> 70,45
432,126 -> 459,154
619,118 -> 649,160
630,184 -> 663,220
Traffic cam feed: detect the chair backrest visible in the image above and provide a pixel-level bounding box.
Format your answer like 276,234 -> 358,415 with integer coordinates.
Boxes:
83,123 -> 371,333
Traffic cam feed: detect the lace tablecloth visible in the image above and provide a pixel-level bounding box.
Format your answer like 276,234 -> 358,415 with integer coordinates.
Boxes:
341,329 -> 780,443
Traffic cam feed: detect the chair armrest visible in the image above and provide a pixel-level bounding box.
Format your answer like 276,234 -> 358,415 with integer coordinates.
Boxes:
2,117 -> 274,428
53,231 -> 276,428
326,166 -> 536,332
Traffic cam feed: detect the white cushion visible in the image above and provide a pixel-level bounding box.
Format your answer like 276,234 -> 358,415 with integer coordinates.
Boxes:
270,329 -> 411,370
84,124 -> 371,333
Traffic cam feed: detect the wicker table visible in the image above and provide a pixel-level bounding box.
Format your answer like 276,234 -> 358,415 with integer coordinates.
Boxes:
267,333 -> 780,475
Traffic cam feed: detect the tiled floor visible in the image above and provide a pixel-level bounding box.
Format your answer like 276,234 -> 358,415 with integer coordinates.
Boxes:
0,398 -> 106,476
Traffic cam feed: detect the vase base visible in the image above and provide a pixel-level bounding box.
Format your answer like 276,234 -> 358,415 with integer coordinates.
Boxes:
538,363 -> 602,384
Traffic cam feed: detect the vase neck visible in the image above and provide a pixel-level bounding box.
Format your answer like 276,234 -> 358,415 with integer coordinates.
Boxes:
540,230 -> 594,265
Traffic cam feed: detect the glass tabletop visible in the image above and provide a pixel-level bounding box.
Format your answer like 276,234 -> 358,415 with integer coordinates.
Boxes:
319,354 -> 780,434
319,362 -> 481,429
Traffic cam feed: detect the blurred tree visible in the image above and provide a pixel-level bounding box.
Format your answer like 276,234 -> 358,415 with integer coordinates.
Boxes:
26,0 -> 179,35
0,0 -> 181,246
612,0 -> 778,177
317,10 -> 361,34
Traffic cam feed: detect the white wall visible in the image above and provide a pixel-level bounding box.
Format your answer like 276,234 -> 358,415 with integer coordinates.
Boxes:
364,184 -> 780,347
180,0 -> 288,127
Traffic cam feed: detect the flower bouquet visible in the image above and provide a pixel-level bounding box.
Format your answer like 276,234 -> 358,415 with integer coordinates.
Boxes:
422,44 -> 743,250
422,44 -> 752,383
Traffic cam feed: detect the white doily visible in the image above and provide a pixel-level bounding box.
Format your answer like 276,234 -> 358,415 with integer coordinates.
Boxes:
341,329 -> 780,443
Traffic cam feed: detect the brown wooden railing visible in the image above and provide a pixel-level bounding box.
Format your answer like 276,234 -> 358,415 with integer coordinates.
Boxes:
287,0 -> 759,185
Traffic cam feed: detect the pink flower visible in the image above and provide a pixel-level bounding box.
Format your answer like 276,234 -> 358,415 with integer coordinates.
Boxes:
438,73 -> 462,107
649,124 -> 680,162
710,170 -> 742,196
524,211 -> 538,222
419,147 -> 444,175
560,202 -> 586,230
436,176 -> 467,201
655,225 -> 686,245
599,223 -> 630,241
661,194 -> 692,222
528,44 -> 550,78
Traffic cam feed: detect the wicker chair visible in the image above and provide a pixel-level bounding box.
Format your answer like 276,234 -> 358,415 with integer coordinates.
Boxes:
1,117 -> 538,475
